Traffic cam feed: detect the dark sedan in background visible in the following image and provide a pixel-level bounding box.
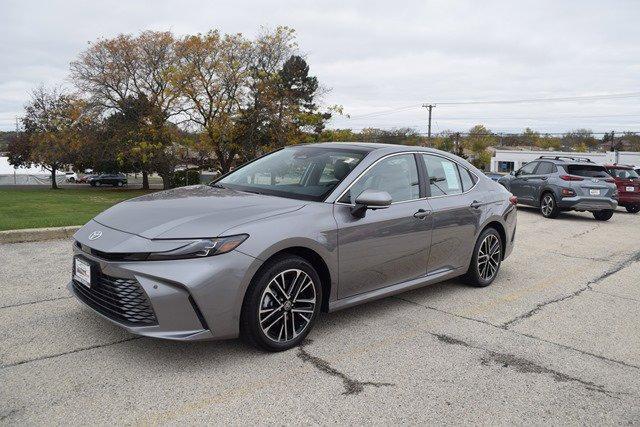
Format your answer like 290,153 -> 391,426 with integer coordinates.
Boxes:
89,173 -> 128,187
70,143 -> 517,351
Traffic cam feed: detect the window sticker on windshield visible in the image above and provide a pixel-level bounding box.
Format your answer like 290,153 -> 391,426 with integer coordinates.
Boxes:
442,161 -> 460,190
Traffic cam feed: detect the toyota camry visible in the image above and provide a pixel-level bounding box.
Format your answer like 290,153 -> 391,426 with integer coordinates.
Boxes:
70,143 -> 517,351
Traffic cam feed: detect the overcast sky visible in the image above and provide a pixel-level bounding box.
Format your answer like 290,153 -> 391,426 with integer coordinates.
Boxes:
1,0 -> 639,134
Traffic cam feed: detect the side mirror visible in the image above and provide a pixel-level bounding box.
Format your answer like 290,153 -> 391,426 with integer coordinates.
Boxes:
351,189 -> 392,218
511,170 -> 517,176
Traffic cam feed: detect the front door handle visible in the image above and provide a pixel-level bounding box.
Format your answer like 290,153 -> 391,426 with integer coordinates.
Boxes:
413,209 -> 431,219
541,176 -> 548,180
470,200 -> 482,209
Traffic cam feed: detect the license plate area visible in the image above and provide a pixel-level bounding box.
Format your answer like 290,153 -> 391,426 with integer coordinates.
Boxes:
626,186 -> 635,192
74,257 -> 93,288
589,189 -> 600,196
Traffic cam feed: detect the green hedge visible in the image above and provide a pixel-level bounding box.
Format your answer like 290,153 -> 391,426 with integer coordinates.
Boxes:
174,169 -> 201,187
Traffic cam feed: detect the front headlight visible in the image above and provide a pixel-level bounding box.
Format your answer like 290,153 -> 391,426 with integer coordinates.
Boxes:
147,234 -> 248,260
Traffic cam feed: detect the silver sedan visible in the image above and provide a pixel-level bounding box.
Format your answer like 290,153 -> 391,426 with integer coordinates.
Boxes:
70,143 -> 517,351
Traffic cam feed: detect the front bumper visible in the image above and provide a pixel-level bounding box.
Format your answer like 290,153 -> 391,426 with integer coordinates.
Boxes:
557,196 -> 618,211
69,245 -> 260,341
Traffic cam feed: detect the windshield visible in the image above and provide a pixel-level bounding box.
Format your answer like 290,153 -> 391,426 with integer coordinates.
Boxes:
565,164 -> 611,178
217,146 -> 367,201
607,168 -> 640,179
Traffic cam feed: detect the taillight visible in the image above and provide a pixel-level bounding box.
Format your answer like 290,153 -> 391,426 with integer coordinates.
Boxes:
509,195 -> 518,205
560,174 -> 584,181
561,188 -> 576,197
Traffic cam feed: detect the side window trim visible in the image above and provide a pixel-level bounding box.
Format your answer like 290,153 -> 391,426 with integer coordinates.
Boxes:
334,152 -> 425,206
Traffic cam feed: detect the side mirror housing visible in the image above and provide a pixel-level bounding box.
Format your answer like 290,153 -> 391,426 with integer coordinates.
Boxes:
350,189 -> 392,218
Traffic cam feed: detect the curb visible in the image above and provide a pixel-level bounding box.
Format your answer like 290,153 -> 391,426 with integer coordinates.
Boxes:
0,226 -> 81,244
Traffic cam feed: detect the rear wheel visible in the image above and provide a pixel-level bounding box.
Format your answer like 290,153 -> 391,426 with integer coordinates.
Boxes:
240,255 -> 322,351
593,209 -> 614,221
463,227 -> 502,287
116,181 -> 123,187
540,193 -> 559,218
625,205 -> 640,214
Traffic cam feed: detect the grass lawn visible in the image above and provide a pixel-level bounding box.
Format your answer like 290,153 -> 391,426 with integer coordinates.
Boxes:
0,188 -> 157,231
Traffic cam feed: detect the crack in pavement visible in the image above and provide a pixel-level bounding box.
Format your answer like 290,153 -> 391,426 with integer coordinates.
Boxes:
0,296 -> 73,310
393,296 -> 640,371
550,251 -> 611,262
432,333 -> 620,397
0,336 -> 142,370
571,225 -> 600,238
501,249 -> 640,329
297,340 -> 394,395
587,289 -> 640,303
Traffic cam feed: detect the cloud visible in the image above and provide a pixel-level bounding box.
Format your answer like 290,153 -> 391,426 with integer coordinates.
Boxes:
1,0 -> 639,132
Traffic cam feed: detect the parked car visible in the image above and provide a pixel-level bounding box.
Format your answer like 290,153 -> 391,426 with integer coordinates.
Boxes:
89,173 -> 128,187
604,164 -> 640,213
484,171 -> 503,181
69,143 -> 517,351
64,172 -> 78,183
498,156 -> 617,220
76,174 -> 96,184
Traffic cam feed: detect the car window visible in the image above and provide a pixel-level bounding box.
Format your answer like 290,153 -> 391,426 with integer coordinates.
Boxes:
339,154 -> 420,204
535,162 -> 556,175
459,165 -> 475,192
220,146 -> 366,201
421,154 -> 463,196
565,165 -> 610,178
518,162 -> 538,176
607,168 -> 639,179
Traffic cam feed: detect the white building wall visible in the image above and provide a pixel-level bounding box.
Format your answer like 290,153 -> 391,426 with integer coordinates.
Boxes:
491,150 -> 640,173
0,156 -> 48,175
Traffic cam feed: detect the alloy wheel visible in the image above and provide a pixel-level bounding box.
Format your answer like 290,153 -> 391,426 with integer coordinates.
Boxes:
477,234 -> 501,281
541,195 -> 554,216
258,269 -> 316,343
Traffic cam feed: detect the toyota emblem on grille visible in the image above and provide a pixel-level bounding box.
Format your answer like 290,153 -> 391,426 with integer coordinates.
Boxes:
88,231 -> 103,240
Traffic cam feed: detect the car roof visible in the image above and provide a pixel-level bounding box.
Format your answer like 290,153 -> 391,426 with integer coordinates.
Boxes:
604,164 -> 634,169
296,141 -> 442,154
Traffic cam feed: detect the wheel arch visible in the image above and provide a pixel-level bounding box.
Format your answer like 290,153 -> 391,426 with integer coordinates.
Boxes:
480,220 -> 507,260
247,245 -> 333,313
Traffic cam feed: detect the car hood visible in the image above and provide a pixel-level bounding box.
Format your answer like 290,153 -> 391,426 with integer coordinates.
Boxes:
92,185 -> 306,239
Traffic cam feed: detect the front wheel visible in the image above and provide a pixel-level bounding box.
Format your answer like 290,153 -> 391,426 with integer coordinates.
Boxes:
625,205 -> 640,214
540,193 -> 560,218
593,209 -> 614,221
116,181 -> 123,187
463,227 -> 502,287
240,255 -> 322,351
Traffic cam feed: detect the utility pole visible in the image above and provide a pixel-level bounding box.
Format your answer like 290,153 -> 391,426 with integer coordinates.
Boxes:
422,104 -> 435,142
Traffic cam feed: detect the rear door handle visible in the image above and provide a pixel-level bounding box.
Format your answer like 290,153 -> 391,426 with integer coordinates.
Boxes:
413,209 -> 431,219
470,200 -> 482,209
540,176 -> 548,181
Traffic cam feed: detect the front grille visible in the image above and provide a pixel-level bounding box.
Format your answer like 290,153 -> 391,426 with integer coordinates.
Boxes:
72,274 -> 158,326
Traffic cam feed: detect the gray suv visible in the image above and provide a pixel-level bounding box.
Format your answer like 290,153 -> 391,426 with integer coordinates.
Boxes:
499,156 -> 617,220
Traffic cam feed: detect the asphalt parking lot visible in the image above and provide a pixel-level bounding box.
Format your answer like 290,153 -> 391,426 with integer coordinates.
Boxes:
1,207 -> 639,424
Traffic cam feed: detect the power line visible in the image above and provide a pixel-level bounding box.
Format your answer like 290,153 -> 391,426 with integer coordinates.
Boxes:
345,92 -> 640,120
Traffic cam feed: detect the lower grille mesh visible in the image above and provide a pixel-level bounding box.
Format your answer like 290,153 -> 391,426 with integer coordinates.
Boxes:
72,274 -> 157,326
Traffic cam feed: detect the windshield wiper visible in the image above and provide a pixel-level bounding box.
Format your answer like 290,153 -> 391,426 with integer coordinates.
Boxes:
210,183 -> 226,189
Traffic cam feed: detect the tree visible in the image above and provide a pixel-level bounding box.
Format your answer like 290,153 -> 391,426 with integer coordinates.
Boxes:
562,129 -> 598,151
173,30 -> 252,174
71,31 -> 181,188
8,87 -> 90,189
465,125 -> 495,170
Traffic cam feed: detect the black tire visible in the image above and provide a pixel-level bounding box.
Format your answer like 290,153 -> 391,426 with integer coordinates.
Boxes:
593,209 -> 614,221
625,205 -> 640,214
90,182 -> 96,187
463,227 -> 502,287
116,181 -> 123,187
240,255 -> 322,352
540,192 -> 560,218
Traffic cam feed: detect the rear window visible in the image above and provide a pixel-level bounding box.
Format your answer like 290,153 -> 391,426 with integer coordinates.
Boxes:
607,168 -> 639,179
565,165 -> 610,178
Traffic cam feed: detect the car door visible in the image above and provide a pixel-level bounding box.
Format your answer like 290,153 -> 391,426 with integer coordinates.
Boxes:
510,161 -> 539,204
527,161 -> 555,203
420,154 -> 482,274
334,153 -> 432,299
